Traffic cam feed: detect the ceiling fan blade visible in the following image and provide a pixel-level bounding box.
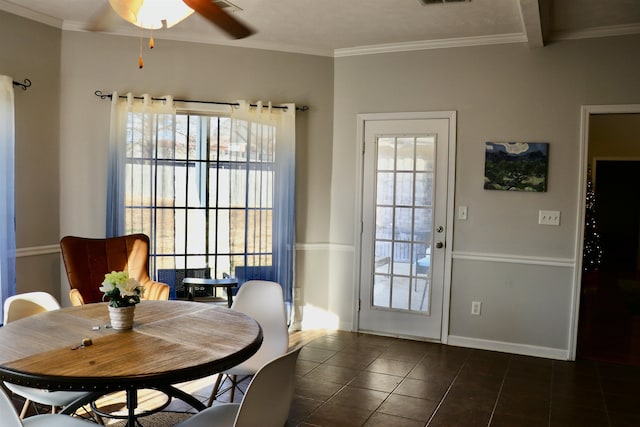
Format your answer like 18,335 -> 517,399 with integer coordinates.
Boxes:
183,0 -> 255,39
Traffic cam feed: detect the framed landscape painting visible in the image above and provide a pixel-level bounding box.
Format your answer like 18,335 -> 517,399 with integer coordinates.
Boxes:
484,142 -> 548,192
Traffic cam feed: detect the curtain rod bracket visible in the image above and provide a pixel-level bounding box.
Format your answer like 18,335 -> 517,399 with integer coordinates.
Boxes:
12,79 -> 31,91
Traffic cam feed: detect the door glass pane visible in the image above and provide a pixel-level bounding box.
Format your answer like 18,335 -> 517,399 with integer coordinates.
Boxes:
375,207 -> 393,240
414,173 -> 433,207
377,138 -> 395,170
371,135 -> 435,314
396,138 -> 414,171
416,137 -> 434,171
395,172 -> 414,206
376,172 -> 394,205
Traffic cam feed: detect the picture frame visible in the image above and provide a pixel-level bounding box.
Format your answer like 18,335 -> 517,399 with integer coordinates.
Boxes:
484,142 -> 548,192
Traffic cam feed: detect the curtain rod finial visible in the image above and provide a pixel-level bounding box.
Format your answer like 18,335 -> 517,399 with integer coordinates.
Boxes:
12,79 -> 31,91
94,91 -> 112,100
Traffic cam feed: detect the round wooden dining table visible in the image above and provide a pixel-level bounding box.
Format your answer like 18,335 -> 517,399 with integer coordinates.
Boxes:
0,300 -> 262,426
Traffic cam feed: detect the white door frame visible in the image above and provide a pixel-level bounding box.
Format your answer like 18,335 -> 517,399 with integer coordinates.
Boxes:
570,104 -> 640,359
352,111 -> 457,343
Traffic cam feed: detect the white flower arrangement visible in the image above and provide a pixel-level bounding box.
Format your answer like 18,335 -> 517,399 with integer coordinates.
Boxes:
99,271 -> 144,308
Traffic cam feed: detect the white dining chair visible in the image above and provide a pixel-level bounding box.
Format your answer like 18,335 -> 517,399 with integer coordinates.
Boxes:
3,291 -> 60,324
2,292 -> 97,421
0,383 -> 95,426
178,348 -> 300,427
207,280 -> 289,405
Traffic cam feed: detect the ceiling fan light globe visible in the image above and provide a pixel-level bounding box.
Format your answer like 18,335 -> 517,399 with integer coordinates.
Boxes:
109,0 -> 195,30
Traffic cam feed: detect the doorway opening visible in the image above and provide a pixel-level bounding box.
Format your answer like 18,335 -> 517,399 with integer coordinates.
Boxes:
576,110 -> 640,365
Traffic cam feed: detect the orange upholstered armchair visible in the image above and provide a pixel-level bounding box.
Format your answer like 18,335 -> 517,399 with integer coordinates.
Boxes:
60,234 -> 170,306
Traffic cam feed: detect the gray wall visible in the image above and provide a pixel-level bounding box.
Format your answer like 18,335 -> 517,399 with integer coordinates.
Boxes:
331,35 -> 640,357
58,31 -> 334,308
0,11 -> 62,299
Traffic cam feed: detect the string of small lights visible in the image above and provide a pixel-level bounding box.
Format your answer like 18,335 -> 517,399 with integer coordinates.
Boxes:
583,165 -> 603,272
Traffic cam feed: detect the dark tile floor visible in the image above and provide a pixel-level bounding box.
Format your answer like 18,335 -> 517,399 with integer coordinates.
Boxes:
10,330 -> 640,426
287,331 -> 640,427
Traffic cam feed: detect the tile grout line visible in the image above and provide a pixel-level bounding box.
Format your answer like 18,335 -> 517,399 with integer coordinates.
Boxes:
485,355 -> 510,427
302,337 -> 436,426
361,348 -> 433,426
296,337 -> 392,425
345,338 -> 411,426
295,346 -> 350,424
424,351 -> 470,426
549,361 -> 555,427
594,361 -> 614,427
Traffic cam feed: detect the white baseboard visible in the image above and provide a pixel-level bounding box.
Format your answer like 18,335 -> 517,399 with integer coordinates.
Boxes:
338,320 -> 353,332
448,335 -> 570,360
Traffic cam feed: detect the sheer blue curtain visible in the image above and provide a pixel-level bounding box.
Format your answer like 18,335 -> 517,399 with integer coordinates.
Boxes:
231,101 -> 296,306
0,76 -> 17,322
106,91 -> 128,236
106,93 -> 176,237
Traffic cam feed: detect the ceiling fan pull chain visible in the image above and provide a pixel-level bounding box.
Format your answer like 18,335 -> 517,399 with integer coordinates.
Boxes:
138,27 -> 144,69
149,29 -> 155,50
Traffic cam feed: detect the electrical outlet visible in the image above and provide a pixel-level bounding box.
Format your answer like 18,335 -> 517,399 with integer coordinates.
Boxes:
471,301 -> 481,316
538,210 -> 560,226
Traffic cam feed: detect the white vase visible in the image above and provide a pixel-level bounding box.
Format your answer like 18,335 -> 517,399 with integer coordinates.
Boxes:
108,305 -> 136,330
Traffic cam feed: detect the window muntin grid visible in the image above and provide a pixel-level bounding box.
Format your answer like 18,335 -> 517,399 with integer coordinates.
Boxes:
124,112 -> 275,280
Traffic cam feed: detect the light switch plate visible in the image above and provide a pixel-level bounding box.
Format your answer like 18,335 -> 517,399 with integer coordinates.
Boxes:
538,210 -> 560,226
458,206 -> 468,220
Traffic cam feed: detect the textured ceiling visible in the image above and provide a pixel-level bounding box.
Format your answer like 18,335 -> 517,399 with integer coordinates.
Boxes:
1,0 -> 639,56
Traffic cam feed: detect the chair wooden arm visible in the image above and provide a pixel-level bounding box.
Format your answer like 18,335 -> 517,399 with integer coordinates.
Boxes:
69,289 -> 86,306
141,280 -> 170,301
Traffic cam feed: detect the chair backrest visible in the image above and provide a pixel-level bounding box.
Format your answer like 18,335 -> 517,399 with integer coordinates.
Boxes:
231,280 -> 289,365
234,348 -> 300,427
60,234 -> 167,305
3,292 -> 61,325
0,387 -> 23,426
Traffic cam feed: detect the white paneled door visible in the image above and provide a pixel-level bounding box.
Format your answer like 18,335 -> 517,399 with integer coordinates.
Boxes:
358,113 -> 455,341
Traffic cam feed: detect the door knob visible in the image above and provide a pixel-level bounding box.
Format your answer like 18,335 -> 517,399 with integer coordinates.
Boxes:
435,241 -> 444,249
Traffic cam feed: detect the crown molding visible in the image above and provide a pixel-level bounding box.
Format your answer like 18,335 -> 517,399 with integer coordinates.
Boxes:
0,0 -> 62,28
551,23 -> 640,41
333,33 -> 528,57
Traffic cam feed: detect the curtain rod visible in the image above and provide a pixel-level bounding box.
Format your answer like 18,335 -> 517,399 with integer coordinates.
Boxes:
13,79 -> 31,91
94,91 -> 309,112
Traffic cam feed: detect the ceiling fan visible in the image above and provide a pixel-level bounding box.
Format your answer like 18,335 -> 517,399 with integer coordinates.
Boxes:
91,0 -> 254,39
